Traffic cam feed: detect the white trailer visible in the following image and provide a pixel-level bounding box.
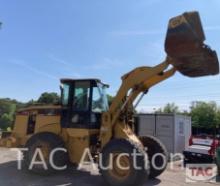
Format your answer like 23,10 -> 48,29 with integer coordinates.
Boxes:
136,114 -> 191,155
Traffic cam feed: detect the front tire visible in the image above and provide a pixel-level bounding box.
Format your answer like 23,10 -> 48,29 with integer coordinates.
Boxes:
140,135 -> 168,179
23,132 -> 68,175
100,139 -> 150,186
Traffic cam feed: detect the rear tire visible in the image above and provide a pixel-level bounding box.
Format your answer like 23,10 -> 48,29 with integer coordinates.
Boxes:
100,139 -> 150,186
23,132 -> 68,175
140,135 -> 168,179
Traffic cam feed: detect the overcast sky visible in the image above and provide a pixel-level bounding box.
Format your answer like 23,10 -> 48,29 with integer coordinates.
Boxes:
0,0 -> 220,112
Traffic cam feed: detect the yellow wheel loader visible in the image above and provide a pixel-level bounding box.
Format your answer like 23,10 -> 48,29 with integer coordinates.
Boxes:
0,11 -> 219,186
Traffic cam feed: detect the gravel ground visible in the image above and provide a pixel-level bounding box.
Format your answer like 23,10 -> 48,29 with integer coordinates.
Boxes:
0,147 -> 219,186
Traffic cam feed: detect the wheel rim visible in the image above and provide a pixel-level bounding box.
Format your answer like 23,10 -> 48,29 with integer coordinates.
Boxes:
108,153 -> 131,180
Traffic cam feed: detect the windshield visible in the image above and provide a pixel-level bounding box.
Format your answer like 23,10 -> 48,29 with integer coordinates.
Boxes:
92,83 -> 109,113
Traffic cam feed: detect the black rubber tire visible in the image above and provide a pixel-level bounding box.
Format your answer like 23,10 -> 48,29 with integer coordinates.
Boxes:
100,139 -> 150,186
23,132 -> 68,175
183,159 -> 192,167
139,135 -> 168,179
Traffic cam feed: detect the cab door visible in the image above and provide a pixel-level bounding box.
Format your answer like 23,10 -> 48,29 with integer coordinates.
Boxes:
70,81 -> 92,128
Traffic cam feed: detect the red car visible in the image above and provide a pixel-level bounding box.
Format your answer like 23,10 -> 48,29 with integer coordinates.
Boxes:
183,134 -> 220,163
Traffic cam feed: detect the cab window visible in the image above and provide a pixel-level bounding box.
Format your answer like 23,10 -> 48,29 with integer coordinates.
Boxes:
61,84 -> 70,106
92,86 -> 108,112
73,82 -> 90,111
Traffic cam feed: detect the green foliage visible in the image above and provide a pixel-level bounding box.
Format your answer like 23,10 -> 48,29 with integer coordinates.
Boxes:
156,103 -> 179,113
37,92 -> 60,104
190,101 -> 219,128
216,110 -> 220,128
0,98 -> 17,130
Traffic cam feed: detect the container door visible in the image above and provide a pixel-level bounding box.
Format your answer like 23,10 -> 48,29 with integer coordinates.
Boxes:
184,116 -> 192,149
174,115 -> 186,154
138,115 -> 156,136
156,115 -> 174,154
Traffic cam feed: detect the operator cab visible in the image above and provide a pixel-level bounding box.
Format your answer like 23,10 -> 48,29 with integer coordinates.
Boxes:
60,79 -> 109,129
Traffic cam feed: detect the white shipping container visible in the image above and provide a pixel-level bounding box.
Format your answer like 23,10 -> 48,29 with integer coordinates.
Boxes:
136,114 -> 191,155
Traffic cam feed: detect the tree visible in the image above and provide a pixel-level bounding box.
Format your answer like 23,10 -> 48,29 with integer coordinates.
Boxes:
0,98 -> 17,130
156,103 -> 179,113
190,101 -> 219,129
216,110 -> 220,128
25,99 -> 37,107
0,113 -> 12,129
37,92 -> 60,104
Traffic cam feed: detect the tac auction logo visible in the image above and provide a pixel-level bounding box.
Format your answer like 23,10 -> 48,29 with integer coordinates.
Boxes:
186,164 -> 217,183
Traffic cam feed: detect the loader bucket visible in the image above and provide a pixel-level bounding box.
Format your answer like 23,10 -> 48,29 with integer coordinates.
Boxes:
165,11 -> 219,77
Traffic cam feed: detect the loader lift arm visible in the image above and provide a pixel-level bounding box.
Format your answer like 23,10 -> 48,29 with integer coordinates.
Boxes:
100,58 -> 176,146
110,58 -> 176,127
